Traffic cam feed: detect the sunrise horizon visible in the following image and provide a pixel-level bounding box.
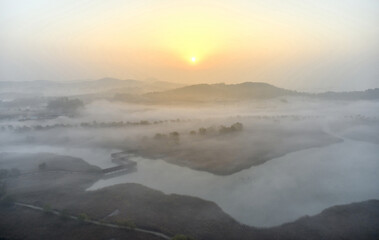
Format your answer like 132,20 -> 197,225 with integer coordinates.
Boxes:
1,0 -> 379,92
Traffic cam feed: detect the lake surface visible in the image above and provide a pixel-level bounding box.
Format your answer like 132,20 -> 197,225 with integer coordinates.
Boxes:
88,139 -> 379,227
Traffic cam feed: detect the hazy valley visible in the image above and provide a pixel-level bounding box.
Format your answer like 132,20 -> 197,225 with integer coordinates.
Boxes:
1,79 -> 379,239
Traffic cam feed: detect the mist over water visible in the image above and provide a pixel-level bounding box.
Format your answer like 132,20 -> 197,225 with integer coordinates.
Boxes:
87,137 -> 379,227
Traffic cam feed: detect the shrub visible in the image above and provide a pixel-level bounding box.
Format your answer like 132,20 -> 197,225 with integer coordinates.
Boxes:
43,204 -> 52,214
39,162 -> 47,171
198,127 -> 207,135
154,133 -> 167,140
117,219 -> 136,230
78,213 -> 90,221
169,131 -> 180,141
231,122 -> 243,131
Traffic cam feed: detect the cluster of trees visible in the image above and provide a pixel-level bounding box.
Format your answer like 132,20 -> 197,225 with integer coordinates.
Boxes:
218,122 -> 243,134
190,122 -> 243,136
154,131 -> 180,143
39,162 -> 47,171
152,122 -> 244,143
46,97 -> 84,115
343,114 -> 379,122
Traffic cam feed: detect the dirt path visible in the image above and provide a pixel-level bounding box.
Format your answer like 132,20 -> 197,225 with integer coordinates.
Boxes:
14,202 -> 172,240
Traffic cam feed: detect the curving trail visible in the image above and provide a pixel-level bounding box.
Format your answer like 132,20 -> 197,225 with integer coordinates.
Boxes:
14,202 -> 171,240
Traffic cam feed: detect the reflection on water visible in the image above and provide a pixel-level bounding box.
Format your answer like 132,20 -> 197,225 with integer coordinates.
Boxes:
88,139 -> 379,227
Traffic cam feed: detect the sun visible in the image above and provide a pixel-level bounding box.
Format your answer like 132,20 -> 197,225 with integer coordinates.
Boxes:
191,57 -> 196,62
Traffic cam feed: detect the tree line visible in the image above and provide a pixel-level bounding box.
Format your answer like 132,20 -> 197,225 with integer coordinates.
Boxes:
152,122 -> 244,143
0,119 -> 194,132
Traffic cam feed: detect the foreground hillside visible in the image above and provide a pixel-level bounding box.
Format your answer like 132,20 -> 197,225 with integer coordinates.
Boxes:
2,184 -> 379,240
268,200 -> 379,240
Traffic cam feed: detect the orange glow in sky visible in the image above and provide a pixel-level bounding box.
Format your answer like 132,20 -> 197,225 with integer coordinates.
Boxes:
1,0 -> 378,91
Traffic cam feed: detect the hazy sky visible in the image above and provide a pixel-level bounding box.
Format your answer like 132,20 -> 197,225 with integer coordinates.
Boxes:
1,0 -> 379,91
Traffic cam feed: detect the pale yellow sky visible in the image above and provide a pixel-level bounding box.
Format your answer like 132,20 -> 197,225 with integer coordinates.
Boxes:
1,0 -> 378,91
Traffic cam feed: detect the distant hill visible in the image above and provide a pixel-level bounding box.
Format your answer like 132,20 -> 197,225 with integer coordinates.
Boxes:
139,82 -> 299,103
1,78 -> 378,102
128,82 -> 379,104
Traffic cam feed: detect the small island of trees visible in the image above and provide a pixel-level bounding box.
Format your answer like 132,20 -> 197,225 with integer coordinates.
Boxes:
152,122 -> 244,144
